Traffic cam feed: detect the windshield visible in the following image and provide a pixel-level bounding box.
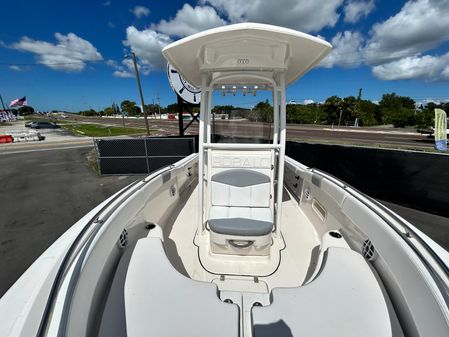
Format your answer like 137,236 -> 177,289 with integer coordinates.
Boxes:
211,94 -> 273,144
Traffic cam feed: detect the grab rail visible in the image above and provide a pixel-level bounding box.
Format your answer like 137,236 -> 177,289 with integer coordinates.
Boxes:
203,143 -> 280,150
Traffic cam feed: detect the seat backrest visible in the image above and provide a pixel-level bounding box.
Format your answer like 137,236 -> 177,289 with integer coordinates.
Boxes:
211,169 -> 271,207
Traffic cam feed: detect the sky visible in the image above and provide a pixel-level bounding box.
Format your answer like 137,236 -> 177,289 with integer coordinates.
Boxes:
1,0 -> 449,111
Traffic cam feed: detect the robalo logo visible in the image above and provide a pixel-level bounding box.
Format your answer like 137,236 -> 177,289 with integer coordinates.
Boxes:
237,58 -> 250,64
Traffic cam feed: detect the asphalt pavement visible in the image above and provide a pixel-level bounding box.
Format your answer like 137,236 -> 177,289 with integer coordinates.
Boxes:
0,147 -> 137,296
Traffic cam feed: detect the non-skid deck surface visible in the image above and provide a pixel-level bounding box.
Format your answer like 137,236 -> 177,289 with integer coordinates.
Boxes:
166,186 -> 320,291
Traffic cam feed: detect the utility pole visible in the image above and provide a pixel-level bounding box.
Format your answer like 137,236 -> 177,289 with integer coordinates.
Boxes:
355,88 -> 362,127
152,98 -> 156,118
338,106 -> 343,127
357,88 -> 363,101
156,92 -> 161,119
131,52 -> 150,136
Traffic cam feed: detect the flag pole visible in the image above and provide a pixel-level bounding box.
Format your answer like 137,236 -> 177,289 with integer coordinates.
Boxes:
0,94 -> 8,112
26,99 -> 32,116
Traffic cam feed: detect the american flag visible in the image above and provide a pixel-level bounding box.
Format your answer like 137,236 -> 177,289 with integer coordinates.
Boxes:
9,96 -> 27,107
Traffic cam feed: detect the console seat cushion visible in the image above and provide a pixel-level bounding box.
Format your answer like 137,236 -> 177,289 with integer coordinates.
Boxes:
211,169 -> 271,208
125,238 -> 239,337
252,247 -> 392,337
209,206 -> 273,236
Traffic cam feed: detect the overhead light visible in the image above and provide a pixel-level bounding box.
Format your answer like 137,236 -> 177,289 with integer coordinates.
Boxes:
253,85 -> 258,96
232,86 -> 236,96
243,86 -> 247,96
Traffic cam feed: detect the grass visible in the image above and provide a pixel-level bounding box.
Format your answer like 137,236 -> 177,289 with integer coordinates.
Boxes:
85,148 -> 100,174
0,122 -> 12,127
62,123 -> 152,137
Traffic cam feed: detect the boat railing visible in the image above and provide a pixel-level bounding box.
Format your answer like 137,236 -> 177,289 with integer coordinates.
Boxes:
203,143 -> 281,150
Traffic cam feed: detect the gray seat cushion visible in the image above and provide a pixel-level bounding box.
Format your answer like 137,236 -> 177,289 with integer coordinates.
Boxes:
209,218 -> 273,236
209,206 -> 273,236
212,169 -> 270,187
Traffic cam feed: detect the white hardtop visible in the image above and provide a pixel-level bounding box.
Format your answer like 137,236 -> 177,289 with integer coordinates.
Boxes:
162,22 -> 332,88
162,23 -> 333,241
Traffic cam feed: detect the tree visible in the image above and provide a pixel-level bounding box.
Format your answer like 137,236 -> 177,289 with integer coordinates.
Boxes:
286,103 -> 324,124
324,96 -> 342,124
358,100 -> 381,126
18,106 -> 34,115
164,103 -> 178,114
341,96 -> 358,124
79,109 -> 97,116
212,105 -> 235,116
416,102 -> 449,128
144,103 -> 160,116
249,100 -> 272,122
379,93 -> 415,127
120,100 -> 141,116
103,106 -> 115,116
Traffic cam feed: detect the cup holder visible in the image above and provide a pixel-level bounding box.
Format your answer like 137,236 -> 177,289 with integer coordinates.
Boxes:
329,231 -> 342,239
145,223 -> 156,230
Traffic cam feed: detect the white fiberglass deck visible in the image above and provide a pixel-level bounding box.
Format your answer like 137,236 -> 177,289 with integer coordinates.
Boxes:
120,178 -> 395,337
166,186 -> 320,290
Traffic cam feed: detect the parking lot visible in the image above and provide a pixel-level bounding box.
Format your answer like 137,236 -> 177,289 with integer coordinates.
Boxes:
0,146 -> 137,296
1,120 -> 81,143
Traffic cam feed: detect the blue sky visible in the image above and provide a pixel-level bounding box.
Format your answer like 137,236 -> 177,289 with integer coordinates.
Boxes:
1,0 -> 449,111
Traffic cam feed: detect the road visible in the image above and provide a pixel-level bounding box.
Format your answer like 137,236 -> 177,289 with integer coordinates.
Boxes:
66,116 -> 434,149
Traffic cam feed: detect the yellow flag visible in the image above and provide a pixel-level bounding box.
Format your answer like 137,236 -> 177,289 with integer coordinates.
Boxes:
435,108 -> 447,151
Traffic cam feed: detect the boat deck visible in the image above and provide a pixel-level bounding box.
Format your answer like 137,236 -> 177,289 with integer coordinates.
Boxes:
117,183 -> 394,337
166,186 -> 320,291
98,181 -> 398,337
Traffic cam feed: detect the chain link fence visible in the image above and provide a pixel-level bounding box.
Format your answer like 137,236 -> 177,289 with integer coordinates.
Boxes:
94,137 -> 196,175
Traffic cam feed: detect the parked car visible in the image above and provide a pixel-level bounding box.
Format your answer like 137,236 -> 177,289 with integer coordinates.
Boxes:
25,120 -> 37,127
29,121 -> 61,129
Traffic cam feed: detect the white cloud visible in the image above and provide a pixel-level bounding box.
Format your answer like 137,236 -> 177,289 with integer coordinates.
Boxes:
117,0 -> 449,83
364,0 -> 449,64
124,26 -> 172,71
11,33 -> 102,72
9,65 -> 22,71
318,0 -> 449,81
131,5 -> 150,19
107,21 -> 115,29
201,0 -> 344,33
102,1 -> 111,6
153,4 -> 226,37
319,31 -> 363,68
107,58 -> 151,78
372,52 -> 449,81
344,0 -> 375,23
112,59 -> 134,78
